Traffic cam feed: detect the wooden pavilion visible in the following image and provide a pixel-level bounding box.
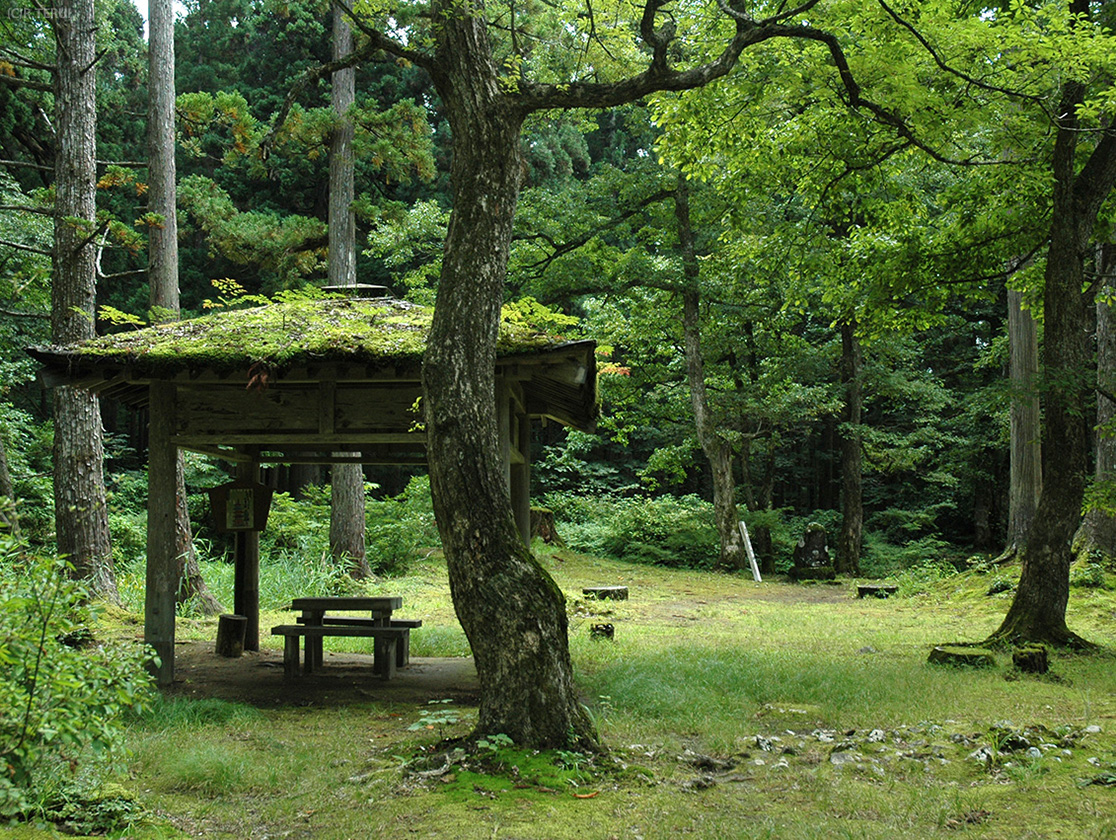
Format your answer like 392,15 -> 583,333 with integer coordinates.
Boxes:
31,293 -> 598,684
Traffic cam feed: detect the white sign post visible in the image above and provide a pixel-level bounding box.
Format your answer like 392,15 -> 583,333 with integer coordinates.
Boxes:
739,520 -> 762,583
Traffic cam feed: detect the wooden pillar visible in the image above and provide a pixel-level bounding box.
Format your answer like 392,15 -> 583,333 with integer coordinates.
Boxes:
233,454 -> 261,651
511,404 -> 531,546
498,379 -> 531,546
145,381 -> 177,685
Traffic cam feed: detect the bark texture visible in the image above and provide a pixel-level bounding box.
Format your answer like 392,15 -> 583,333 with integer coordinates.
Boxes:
1005,289 -> 1042,556
836,321 -> 862,576
148,0 -> 223,614
676,181 -> 747,571
0,429 -> 19,538
327,6 -> 371,579
421,11 -> 594,748
52,0 -> 117,601
989,34 -> 1116,645
1075,247 -> 1116,561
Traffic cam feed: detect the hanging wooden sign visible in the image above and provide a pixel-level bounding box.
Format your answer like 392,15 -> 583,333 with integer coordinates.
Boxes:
208,481 -> 273,533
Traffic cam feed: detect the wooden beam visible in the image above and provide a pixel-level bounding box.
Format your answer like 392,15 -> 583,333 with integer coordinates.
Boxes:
173,431 -> 425,447
145,381 -> 177,685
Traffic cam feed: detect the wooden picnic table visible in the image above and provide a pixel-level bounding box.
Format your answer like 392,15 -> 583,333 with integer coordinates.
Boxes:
271,596 -> 418,679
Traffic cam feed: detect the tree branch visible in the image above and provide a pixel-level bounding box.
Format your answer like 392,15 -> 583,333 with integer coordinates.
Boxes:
875,0 -> 1049,107
0,75 -> 52,93
516,188 -> 674,275
0,239 -> 50,256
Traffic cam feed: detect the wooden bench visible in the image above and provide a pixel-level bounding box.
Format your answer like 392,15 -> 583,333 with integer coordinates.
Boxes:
271,624 -> 410,679
294,616 -> 421,667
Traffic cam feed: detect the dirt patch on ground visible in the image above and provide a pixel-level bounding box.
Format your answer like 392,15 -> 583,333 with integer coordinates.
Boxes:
166,640 -> 479,709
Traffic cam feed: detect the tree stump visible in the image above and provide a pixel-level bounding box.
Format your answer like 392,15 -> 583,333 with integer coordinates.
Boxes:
1013,646 -> 1049,674
215,613 -> 247,658
530,507 -> 565,546
927,645 -> 995,668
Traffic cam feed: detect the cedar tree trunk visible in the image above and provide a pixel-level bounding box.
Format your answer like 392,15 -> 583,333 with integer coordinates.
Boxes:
1004,288 -> 1042,557
836,321 -> 862,575
52,0 -> 118,601
1075,246 -> 1116,561
148,0 -> 223,613
327,5 -> 371,579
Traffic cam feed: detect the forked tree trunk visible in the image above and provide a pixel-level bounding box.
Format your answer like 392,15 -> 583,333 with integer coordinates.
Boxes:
327,4 -> 371,579
422,17 -> 595,748
675,181 -> 746,571
52,0 -> 118,602
1004,288 -> 1042,559
837,320 -> 863,576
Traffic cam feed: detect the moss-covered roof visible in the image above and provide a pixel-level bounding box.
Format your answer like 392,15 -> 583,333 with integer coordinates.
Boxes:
34,296 -> 576,375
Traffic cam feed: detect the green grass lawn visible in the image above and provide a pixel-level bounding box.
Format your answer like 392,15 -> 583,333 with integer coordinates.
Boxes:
9,547 -> 1116,839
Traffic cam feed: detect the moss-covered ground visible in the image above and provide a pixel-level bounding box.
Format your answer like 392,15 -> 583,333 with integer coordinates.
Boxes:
6,547 -> 1115,839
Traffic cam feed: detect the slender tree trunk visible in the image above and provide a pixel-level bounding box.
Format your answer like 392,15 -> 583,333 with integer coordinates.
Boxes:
837,320 -> 863,575
989,41 -> 1116,645
148,0 -> 223,614
422,12 -> 595,748
1004,288 -> 1042,558
326,5 -> 371,579
1075,244 -> 1116,561
52,0 -> 118,602
0,428 -> 19,538
675,180 -> 746,571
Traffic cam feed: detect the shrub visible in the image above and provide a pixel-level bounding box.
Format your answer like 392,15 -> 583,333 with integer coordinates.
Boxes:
543,493 -> 718,569
0,537 -> 155,822
1070,562 -> 1109,589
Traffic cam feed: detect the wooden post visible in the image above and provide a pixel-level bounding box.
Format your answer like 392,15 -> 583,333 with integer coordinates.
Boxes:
511,400 -> 531,546
738,521 -> 762,583
233,454 -> 261,651
145,381 -> 177,685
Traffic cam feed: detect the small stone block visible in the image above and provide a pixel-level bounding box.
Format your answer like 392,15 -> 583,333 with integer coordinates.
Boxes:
589,623 -> 614,640
857,584 -> 899,599
583,586 -> 628,600
927,645 -> 996,668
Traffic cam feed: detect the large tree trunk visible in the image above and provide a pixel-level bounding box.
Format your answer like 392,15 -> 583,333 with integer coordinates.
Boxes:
1075,244 -> 1116,562
1004,288 -> 1042,558
988,43 -> 1116,645
675,180 -> 746,571
837,320 -> 863,575
422,13 -> 595,749
52,0 -> 118,602
327,5 -> 371,579
148,0 -> 223,614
